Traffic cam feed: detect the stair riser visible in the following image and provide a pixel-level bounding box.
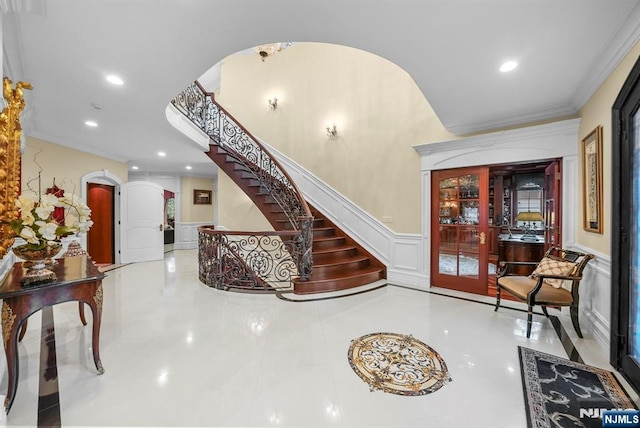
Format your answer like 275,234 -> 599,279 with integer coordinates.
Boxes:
313,238 -> 345,249
313,228 -> 335,238
311,259 -> 371,277
293,271 -> 384,294
313,248 -> 359,263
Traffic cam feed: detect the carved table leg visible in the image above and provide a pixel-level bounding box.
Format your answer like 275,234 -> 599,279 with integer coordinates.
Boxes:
78,302 -> 87,326
87,283 -> 104,374
2,299 -> 23,413
18,319 -> 27,342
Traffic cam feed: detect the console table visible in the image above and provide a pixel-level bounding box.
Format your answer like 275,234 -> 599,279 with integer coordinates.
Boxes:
0,256 -> 106,412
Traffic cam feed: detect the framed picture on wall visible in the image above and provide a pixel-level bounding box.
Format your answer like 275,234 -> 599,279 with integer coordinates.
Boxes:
193,189 -> 212,205
581,125 -> 603,233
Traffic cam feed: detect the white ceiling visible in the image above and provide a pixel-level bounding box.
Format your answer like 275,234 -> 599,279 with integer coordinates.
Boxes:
3,0 -> 640,178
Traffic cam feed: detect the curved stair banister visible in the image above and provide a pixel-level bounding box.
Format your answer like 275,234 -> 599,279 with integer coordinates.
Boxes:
172,82 -> 313,280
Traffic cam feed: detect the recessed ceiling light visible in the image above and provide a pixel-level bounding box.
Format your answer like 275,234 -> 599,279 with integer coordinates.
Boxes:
85,120 -> 98,127
158,152 -> 166,157
500,61 -> 518,73
106,75 -> 124,85
131,166 -> 139,170
185,165 -> 192,170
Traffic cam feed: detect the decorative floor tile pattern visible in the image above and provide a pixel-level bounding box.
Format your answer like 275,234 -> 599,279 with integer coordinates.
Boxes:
348,332 -> 452,396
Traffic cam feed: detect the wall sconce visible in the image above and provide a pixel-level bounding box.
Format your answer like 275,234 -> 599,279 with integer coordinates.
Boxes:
326,124 -> 338,139
268,97 -> 278,110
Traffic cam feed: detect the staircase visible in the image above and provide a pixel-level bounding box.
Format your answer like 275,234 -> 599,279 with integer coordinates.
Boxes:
207,144 -> 386,294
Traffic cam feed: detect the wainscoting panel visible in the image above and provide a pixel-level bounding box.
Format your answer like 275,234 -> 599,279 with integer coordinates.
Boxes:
263,141 -> 428,287
174,222 -> 212,250
573,244 -> 612,356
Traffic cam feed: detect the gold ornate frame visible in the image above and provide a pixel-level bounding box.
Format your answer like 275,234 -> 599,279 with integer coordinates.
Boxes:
0,78 -> 31,258
581,125 -> 603,233
193,189 -> 212,205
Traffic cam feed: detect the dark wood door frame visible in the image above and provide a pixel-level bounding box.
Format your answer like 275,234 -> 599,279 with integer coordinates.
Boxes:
87,183 -> 115,264
611,53 -> 640,393
431,166 -> 490,295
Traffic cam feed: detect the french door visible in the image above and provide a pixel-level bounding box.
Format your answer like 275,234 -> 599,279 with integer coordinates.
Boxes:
612,54 -> 640,393
431,167 -> 490,295
544,160 -> 562,251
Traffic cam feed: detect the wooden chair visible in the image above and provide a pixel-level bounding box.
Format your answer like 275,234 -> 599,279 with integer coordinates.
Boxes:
494,247 -> 595,338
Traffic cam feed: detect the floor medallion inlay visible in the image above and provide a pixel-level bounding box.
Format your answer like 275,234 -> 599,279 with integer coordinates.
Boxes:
347,332 -> 451,396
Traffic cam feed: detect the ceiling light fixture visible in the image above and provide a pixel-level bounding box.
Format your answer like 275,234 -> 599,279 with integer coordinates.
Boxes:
106,75 -> 124,85
158,151 -> 166,157
185,165 -> 192,170
131,166 -> 139,170
326,124 -> 338,139
255,42 -> 293,62
85,120 -> 98,127
268,97 -> 278,110
500,61 -> 518,73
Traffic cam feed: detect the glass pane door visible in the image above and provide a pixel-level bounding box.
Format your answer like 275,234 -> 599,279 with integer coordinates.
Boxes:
431,168 -> 489,295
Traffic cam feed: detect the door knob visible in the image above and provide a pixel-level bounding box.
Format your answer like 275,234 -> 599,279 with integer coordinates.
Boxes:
479,232 -> 486,245
159,224 -> 163,232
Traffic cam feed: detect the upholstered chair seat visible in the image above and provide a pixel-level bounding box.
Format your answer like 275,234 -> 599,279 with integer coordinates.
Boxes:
494,247 -> 594,338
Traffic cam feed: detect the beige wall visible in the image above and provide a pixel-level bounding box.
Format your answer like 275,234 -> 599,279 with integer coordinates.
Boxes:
217,172 -> 272,231
578,41 -> 640,255
215,43 -> 455,234
181,176 -> 215,223
22,136 -> 128,196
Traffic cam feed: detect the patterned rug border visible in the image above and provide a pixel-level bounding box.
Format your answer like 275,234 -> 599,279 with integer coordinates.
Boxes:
518,346 -> 636,428
348,332 -> 452,397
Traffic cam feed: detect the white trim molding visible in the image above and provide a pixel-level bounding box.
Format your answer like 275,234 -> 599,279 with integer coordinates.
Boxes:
261,141 -> 428,289
415,120 -> 582,268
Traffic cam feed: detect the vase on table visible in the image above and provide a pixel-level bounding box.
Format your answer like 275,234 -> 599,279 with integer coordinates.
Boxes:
12,242 -> 63,285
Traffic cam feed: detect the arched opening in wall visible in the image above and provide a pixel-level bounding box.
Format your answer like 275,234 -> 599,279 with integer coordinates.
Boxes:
87,183 -> 115,264
81,170 -> 123,265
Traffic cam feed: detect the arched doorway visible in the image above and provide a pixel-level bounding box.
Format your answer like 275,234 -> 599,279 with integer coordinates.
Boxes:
81,170 -> 123,264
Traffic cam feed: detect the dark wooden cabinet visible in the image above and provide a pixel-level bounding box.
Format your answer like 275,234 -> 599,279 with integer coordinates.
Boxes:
498,238 -> 544,276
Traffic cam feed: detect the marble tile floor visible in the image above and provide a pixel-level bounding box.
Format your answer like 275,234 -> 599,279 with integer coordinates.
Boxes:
0,249 -> 635,427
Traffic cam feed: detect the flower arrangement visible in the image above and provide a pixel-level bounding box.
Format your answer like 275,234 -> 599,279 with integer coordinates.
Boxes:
9,192 -> 93,250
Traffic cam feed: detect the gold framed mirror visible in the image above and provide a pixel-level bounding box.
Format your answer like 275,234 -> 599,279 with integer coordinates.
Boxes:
0,78 -> 32,259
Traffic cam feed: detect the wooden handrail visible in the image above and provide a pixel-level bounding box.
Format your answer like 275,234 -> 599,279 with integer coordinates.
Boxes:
193,80 -> 312,222
198,226 -> 300,237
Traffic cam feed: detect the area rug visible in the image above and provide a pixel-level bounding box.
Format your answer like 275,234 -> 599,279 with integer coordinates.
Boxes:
347,332 -> 451,396
519,346 -> 636,428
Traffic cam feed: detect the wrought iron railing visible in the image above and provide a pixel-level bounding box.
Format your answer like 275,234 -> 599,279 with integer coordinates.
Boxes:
198,226 -> 302,291
172,82 -> 313,281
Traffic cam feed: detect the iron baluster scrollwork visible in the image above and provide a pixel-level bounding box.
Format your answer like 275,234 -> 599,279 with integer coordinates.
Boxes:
198,227 -> 300,291
174,82 -> 313,281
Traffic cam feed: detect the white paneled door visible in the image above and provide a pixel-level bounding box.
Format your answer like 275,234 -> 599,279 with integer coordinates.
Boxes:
120,181 -> 164,263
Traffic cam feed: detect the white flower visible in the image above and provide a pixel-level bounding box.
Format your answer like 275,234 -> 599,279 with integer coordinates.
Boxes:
77,219 -> 93,233
19,226 -> 39,245
40,193 -> 61,208
15,194 -> 36,212
12,189 -> 93,249
21,210 -> 35,226
35,204 -> 55,220
38,222 -> 59,241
